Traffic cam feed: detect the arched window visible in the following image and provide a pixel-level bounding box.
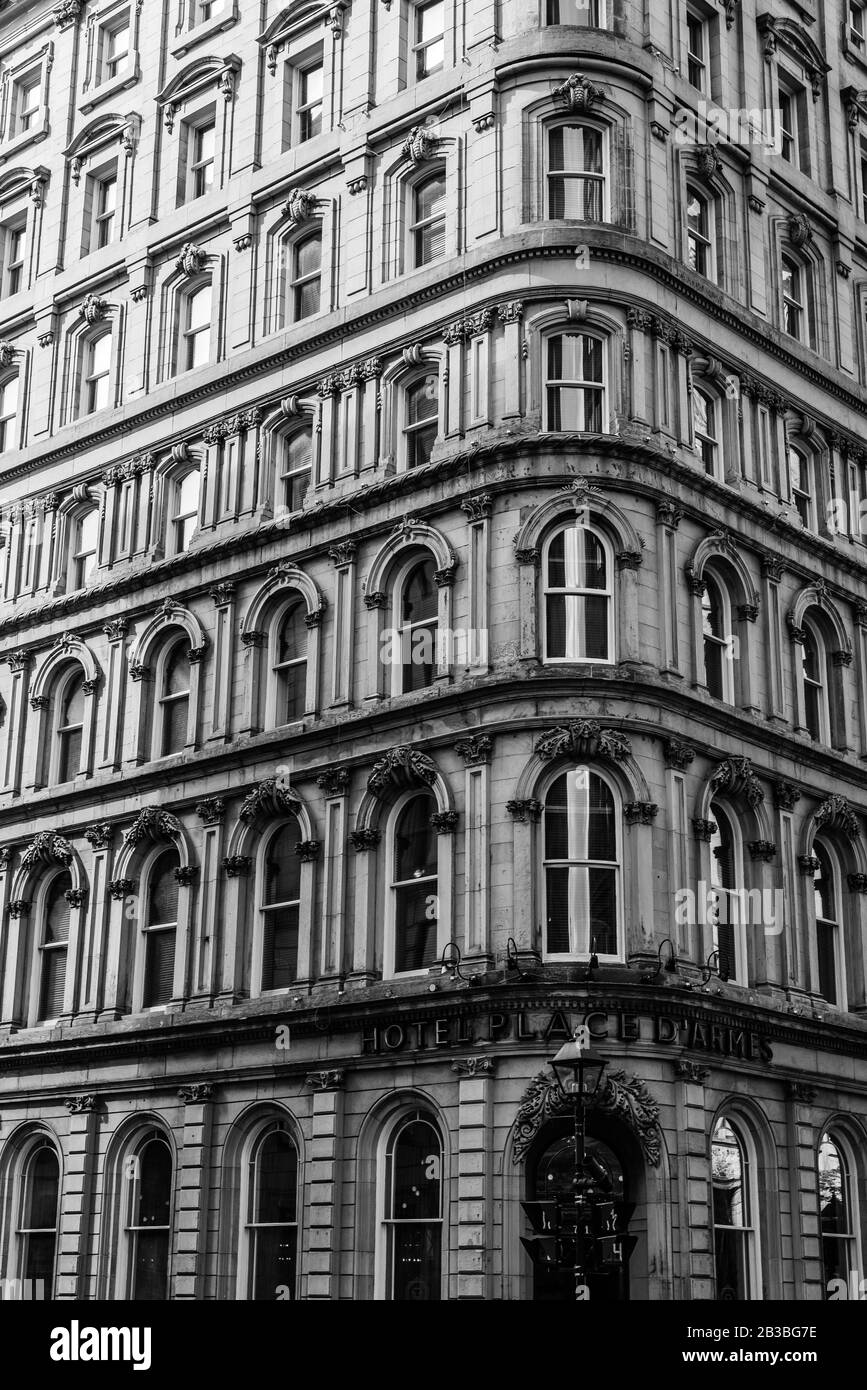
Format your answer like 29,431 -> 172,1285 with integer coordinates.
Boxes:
142,850 -> 178,1007
271,600 -> 307,725
379,1113 -> 443,1300
546,123 -> 606,220
544,333 -> 606,432
542,521 -> 613,663
412,0 -> 444,79
389,792 -> 438,974
813,843 -> 846,1006
37,871 -> 72,1022
70,507 -> 99,588
81,331 -> 112,415
712,1116 -> 758,1300
409,170 -> 446,268
125,1133 -> 173,1299
693,384 -> 721,477
289,231 -> 322,322
781,254 -> 815,346
395,555 -> 437,693
261,824 -> 301,990
802,619 -> 831,744
0,373 -> 18,451
156,636 -> 191,756
54,668 -> 85,783
169,469 -> 200,554
818,1133 -> 858,1296
277,426 -> 312,513
543,768 -> 621,961
181,282 -> 211,372
403,374 -> 439,467
14,1140 -> 60,1298
708,802 -> 747,984
686,185 -> 715,278
244,1124 -> 299,1299
702,572 -> 733,701
787,446 -> 814,528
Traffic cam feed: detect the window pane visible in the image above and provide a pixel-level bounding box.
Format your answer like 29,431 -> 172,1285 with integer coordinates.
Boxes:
392,1121 -> 441,1219
261,905 -> 299,989
148,852 -> 179,927
44,874 -> 72,944
39,949 -> 66,1020
252,1227 -> 297,1300
394,795 -> 437,881
277,603 -> 306,665
545,865 -> 571,953
394,883 -> 438,971
132,1230 -> 170,1300
402,558 -> 437,623
817,921 -> 837,1004
295,235 -> 321,280
60,675 -> 85,729
138,1141 -> 172,1226
391,1224 -> 441,1300
58,729 -> 82,783
144,927 -> 176,1005
187,285 -> 211,332
264,825 -> 301,904
284,430 -> 312,474
25,1147 -> 59,1231
90,334 -> 111,376
549,126 -> 603,174
255,1131 -> 298,1224
712,1119 -> 746,1226
414,174 -> 445,225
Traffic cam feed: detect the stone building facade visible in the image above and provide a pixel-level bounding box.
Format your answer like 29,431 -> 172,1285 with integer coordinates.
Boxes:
0,0 -> 865,1301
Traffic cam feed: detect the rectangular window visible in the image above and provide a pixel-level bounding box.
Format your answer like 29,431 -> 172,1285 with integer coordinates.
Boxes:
188,120 -> 215,199
2,222 -> 25,297
92,171 -> 118,250
413,0 -> 445,80
788,447 -> 814,528
290,233 -> 321,320
547,125 -> 606,220
860,138 -> 867,222
779,77 -> 809,174
297,61 -> 323,142
101,12 -> 131,81
0,375 -> 18,452
757,406 -> 772,488
84,335 -> 112,414
546,0 -> 605,24
12,72 -> 41,136
850,0 -> 865,47
545,333 -> 605,432
410,172 -> 446,267
686,9 -> 707,90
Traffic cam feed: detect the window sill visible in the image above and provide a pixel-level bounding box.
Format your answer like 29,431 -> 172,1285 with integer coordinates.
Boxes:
0,121 -> 48,165
79,62 -> 141,115
172,2 -> 238,58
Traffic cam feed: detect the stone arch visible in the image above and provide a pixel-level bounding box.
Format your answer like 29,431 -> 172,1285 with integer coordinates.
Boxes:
788,584 -> 852,654
708,1094 -> 785,1298
512,479 -> 643,560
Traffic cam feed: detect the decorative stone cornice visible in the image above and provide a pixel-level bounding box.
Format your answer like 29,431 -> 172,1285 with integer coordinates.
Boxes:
748,840 -> 777,862
350,828 -> 381,851
295,840 -> 321,862
282,187 -> 318,224
512,1069 -> 660,1166
454,734 -> 492,766
368,746 -> 438,795
239,778 -> 300,824
663,739 -> 695,771
195,798 -> 224,826
674,1060 -> 709,1083
21,832 -> 73,871
773,781 -> 801,811
709,756 -> 764,808
175,243 -> 209,277
178,1083 -> 213,1104
305,1070 -> 345,1091
815,794 -> 860,840
64,1094 -> 98,1114
552,72 -> 605,112
535,721 -> 631,763
124,806 -> 182,847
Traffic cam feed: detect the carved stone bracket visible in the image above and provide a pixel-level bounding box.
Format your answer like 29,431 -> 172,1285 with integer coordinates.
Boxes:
316,769 -> 350,796
512,1070 -> 661,1166
350,828 -> 381,851
305,1070 -> 345,1091
773,781 -> 801,811
674,1060 -> 709,1084
239,778 -> 301,824
815,794 -> 860,841
664,739 -> 695,770
20,832 -> 74,870
222,855 -> 252,877
124,806 -> 182,846
785,1081 -> 816,1104
748,840 -> 777,863
178,1083 -> 213,1104
431,810 -> 459,834
535,721 -> 631,763
452,1057 -> 496,1076
454,734 -> 492,766
64,1094 -> 98,1114
798,855 -> 821,875
108,879 -> 135,900
709,756 -> 764,809
624,802 -> 658,826
692,819 -> 717,842
506,799 -> 543,823
847,873 -> 867,893
368,746 -> 438,795
295,840 -> 321,862
552,72 -> 605,112
84,822 -> 113,850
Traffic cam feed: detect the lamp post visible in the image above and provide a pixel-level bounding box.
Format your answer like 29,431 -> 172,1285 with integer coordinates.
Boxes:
550,1027 -> 608,1300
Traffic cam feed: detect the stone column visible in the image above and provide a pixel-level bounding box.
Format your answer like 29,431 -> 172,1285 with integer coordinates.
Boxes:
194,798 -> 225,998
498,302 -> 523,420
453,1058 -> 494,1300
208,583 -> 236,742
328,542 -> 356,709
316,771 -> 349,981
303,1073 -> 345,1300
657,501 -> 682,674
673,1063 -> 713,1299
2,648 -> 33,793
173,1083 -> 215,1300
55,1095 -> 100,1299
99,618 -> 128,770
349,831 -> 379,980
456,734 -> 492,966
785,1086 -> 823,1299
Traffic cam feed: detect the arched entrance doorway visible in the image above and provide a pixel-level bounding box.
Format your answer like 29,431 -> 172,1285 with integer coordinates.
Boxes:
525,1117 -> 633,1302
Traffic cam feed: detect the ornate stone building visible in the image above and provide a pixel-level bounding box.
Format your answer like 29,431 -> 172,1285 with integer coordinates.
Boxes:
0,0 -> 865,1302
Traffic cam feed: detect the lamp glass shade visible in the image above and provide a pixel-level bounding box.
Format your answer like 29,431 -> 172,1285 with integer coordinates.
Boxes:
550,1041 -> 607,1100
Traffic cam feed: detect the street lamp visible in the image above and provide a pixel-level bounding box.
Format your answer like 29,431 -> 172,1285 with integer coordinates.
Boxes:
549,1028 -> 608,1299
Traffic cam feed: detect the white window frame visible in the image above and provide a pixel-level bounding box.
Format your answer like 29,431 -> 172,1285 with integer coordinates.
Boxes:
256,821 -> 303,994
540,764 -> 624,964
276,425 -> 313,515
136,846 -> 180,1010
685,6 -> 709,92
177,279 -> 213,375
390,551 -> 439,696
268,596 -> 308,729
118,1130 -> 174,1299
167,466 -> 200,556
817,1131 -> 861,1295
384,788 -> 443,980
541,519 -> 614,665
544,119 -> 609,223
711,1115 -> 762,1300
401,369 -> 441,469
812,841 -> 847,1008
701,570 -> 735,702
29,869 -> 72,1025
69,507 -> 100,590
80,330 -> 113,417
1,216 -> 26,298
787,444 -> 815,529
236,1121 -> 300,1301
685,184 -> 715,279
0,372 -> 19,453
50,666 -> 86,786
407,166 -> 447,270
802,617 -> 831,744
692,382 -> 722,478
6,1137 -> 61,1300
11,71 -> 42,139
708,801 -> 749,986
152,634 -> 192,759
543,330 -> 608,433
411,0 -> 446,83
374,1111 -> 445,1301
